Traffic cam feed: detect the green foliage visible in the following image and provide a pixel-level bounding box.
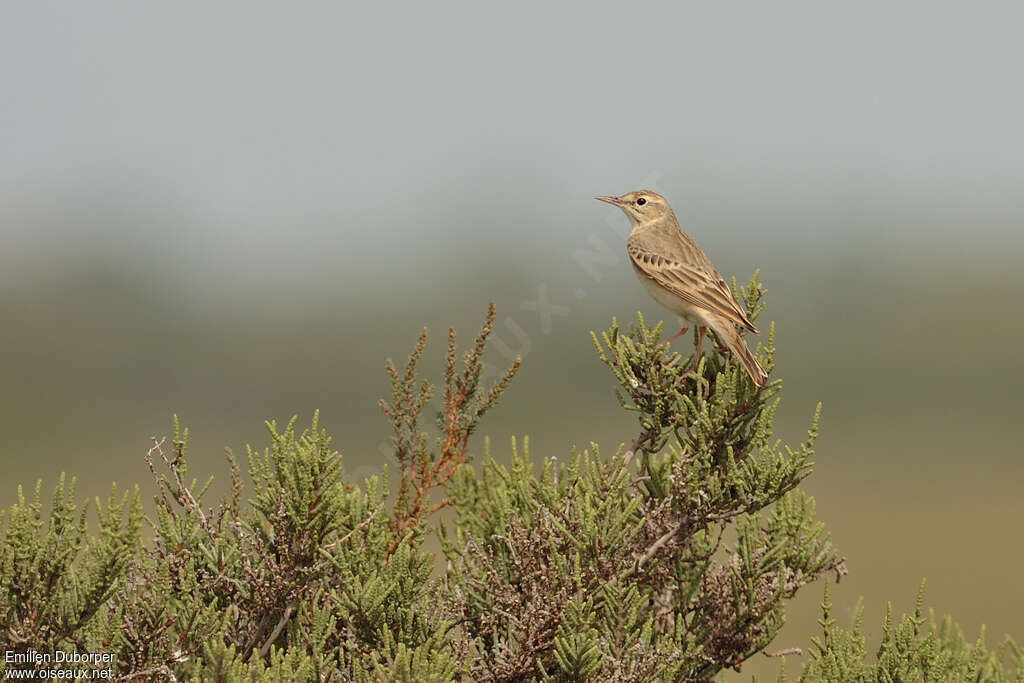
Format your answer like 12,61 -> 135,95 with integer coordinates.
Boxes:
591,273 -> 777,463
800,581 -> 1023,682
0,474 -> 141,653
0,288 -> 1018,681
1,411 -> 454,680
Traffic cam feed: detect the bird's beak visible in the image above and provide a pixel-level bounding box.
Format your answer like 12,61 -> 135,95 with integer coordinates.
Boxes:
595,196 -> 624,206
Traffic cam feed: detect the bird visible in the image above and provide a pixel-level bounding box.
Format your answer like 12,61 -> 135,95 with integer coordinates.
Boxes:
596,190 -> 768,387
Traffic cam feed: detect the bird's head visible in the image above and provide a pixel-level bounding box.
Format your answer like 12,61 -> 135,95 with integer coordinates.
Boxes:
595,190 -> 672,225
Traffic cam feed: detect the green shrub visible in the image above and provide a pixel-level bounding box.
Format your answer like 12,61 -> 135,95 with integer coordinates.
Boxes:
1,280 -> 1018,681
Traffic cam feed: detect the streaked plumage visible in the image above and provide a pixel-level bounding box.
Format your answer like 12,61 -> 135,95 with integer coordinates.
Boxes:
596,190 -> 768,387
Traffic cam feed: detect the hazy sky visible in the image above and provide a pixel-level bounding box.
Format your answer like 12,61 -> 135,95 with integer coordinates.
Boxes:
2,1 -> 1022,290
3,5 -> 1023,660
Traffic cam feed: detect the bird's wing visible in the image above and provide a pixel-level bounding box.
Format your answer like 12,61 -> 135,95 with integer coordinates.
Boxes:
628,241 -> 758,333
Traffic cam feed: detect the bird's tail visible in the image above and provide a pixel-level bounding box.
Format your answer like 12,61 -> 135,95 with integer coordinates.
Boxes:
712,320 -> 768,387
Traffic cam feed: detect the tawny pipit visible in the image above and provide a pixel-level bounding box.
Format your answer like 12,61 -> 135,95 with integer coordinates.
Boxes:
596,190 -> 768,387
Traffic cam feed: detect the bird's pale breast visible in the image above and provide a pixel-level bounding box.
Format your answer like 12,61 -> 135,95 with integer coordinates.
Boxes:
630,259 -> 709,326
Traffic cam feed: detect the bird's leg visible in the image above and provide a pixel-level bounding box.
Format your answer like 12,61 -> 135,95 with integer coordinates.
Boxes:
691,326 -> 707,371
712,333 -> 729,354
660,326 -> 688,346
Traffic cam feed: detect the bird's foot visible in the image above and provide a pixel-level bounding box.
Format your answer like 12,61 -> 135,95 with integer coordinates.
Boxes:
660,326 -> 688,346
690,327 -> 708,372
690,354 -> 702,373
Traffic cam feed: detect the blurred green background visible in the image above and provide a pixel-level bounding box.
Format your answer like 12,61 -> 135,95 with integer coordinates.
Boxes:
2,2 -> 1022,678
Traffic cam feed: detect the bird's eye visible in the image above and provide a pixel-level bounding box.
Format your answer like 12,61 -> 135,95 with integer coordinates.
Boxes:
636,197 -> 647,206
